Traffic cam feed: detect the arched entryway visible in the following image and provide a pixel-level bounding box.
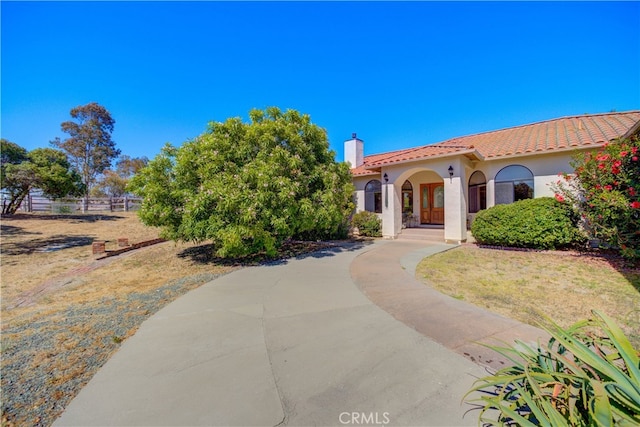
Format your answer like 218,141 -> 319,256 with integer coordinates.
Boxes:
392,168 -> 445,228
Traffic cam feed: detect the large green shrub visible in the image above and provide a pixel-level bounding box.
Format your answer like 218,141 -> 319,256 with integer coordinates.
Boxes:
466,310 -> 640,426
128,107 -> 355,258
471,197 -> 585,250
351,211 -> 382,237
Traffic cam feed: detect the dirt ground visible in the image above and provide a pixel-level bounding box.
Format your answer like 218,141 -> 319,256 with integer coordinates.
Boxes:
0,213 -> 231,426
1,213 -> 160,308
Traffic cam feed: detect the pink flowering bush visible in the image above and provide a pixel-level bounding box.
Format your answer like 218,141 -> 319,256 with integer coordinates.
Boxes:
554,136 -> 640,259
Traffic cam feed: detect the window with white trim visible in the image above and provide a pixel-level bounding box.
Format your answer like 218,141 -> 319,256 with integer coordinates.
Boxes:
401,180 -> 413,215
495,165 -> 534,205
365,180 -> 382,213
468,171 -> 487,213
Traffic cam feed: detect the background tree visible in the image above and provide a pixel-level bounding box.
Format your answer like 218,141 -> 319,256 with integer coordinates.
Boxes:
1,138 -> 29,167
1,140 -> 84,215
129,107 -> 355,257
554,136 -> 640,259
92,155 -> 149,197
51,102 -> 120,207
115,155 -> 149,178
91,170 -> 127,198
1,139 -> 29,188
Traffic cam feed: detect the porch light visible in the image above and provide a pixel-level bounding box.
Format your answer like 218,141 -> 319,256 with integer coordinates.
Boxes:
383,173 -> 389,183
448,166 -> 454,181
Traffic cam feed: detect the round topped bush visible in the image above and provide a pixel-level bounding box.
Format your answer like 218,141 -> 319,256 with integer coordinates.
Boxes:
351,211 -> 382,237
470,197 -> 586,250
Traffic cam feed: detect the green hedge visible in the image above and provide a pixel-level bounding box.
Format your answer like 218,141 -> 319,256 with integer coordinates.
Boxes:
470,197 -> 585,250
351,211 -> 382,237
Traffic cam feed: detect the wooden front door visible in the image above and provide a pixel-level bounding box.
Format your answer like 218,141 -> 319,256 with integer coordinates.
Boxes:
420,183 -> 445,225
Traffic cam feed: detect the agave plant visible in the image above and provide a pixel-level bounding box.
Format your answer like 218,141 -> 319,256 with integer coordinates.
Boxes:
465,310 -> 640,426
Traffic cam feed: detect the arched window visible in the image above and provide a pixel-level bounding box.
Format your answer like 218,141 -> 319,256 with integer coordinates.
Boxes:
401,180 -> 413,215
468,171 -> 487,213
365,180 -> 382,213
495,165 -> 534,205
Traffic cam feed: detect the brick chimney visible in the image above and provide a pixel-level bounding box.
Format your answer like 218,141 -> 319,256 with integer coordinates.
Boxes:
344,133 -> 364,168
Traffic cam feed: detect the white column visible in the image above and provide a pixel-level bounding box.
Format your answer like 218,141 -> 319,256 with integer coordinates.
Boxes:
381,180 -> 398,239
444,171 -> 467,243
354,189 -> 365,213
486,179 -> 496,209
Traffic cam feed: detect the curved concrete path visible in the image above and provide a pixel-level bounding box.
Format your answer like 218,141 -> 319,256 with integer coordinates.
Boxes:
54,240 -> 545,427
352,240 -> 547,371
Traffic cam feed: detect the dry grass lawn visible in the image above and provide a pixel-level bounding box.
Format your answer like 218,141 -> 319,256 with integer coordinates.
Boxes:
416,245 -> 640,347
1,213 -> 238,319
0,213 -> 237,427
2,213 -> 161,307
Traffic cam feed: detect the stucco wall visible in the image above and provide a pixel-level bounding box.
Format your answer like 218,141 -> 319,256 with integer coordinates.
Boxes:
352,175 -> 376,213
463,151 -> 579,208
350,149 -> 592,239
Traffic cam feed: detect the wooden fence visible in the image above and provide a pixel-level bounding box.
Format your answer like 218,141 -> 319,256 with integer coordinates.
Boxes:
10,194 -> 143,213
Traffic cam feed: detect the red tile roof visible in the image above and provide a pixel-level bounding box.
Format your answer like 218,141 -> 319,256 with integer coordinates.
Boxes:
351,111 -> 640,175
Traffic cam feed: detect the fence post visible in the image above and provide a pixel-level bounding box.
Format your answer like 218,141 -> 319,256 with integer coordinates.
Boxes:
124,196 -> 129,212
28,194 -> 32,212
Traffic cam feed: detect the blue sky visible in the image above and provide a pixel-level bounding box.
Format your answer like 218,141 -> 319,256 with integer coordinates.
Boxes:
2,1 -> 639,164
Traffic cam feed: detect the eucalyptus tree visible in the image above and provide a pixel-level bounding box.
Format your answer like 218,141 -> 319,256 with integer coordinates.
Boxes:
51,102 -> 120,209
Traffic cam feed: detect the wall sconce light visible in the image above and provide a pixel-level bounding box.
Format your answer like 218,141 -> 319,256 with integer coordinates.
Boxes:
383,173 -> 389,183
448,166 -> 454,182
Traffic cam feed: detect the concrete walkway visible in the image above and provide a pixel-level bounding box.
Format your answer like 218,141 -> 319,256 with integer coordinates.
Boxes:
54,240 -> 546,427
352,240 -> 547,371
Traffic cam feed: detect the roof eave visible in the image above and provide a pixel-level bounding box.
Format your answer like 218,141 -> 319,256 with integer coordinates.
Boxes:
351,170 -> 380,177
622,120 -> 640,139
364,149 -> 484,169
482,143 -> 606,161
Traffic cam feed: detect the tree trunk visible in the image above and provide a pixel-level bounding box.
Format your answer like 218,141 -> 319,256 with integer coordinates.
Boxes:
82,187 -> 89,213
2,190 -> 29,215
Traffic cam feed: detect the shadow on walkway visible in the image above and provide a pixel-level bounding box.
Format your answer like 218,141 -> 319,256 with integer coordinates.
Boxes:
177,239 -> 374,267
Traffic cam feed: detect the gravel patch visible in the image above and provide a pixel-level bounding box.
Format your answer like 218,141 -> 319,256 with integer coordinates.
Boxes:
1,272 -> 230,427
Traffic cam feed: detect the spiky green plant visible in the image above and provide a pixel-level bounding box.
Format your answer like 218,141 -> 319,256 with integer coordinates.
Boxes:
465,310 -> 640,426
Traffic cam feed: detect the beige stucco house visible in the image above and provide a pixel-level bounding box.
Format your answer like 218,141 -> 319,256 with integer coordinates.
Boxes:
347,111 -> 640,243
